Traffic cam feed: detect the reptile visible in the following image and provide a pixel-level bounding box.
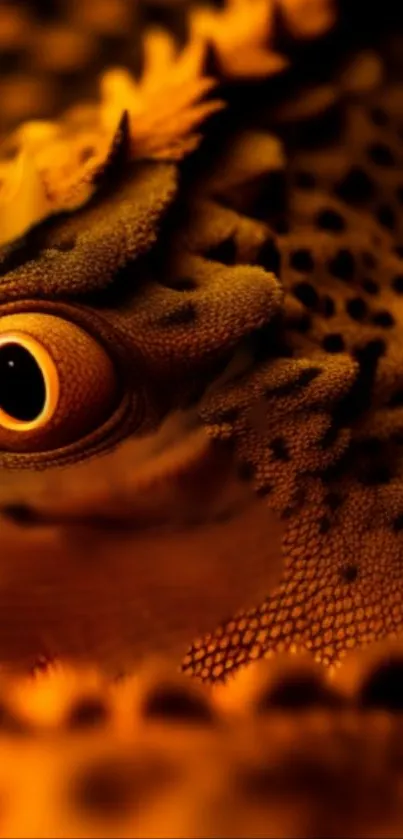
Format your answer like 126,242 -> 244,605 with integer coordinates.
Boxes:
1,0 -> 403,835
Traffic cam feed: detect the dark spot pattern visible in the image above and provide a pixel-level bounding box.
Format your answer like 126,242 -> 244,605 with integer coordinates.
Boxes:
66,697 -> 109,730
157,302 -> 197,327
141,683 -> 214,723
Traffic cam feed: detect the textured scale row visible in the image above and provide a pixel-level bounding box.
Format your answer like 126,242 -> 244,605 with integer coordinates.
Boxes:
0,4 -> 403,680
1,3 -> 403,837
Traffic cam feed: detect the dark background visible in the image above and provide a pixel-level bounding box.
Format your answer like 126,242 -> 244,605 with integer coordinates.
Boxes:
0,0 -> 402,140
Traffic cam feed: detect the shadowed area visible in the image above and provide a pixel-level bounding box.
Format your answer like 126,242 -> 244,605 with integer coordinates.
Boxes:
2,2 -> 403,836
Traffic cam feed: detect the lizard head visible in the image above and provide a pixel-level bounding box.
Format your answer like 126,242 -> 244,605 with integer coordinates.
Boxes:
0,127 -> 285,673
0,157 -> 282,469
0,11 -> 290,676
0,19 -> 285,472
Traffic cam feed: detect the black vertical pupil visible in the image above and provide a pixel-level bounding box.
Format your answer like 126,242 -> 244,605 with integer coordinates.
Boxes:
0,343 -> 46,422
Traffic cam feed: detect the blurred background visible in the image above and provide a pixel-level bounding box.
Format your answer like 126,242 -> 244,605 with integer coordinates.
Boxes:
1,0 -> 403,142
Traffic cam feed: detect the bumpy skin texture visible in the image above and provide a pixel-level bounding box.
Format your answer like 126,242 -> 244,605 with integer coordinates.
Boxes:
183,48 -> 403,678
0,163 -> 178,298
0,2 -> 403,675
3,2 -> 403,837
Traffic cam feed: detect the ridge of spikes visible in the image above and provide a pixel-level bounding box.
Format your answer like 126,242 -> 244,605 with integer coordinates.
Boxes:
0,28 -> 225,249
190,0 -> 336,79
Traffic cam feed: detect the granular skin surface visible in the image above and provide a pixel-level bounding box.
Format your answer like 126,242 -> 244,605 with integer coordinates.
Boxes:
186,41 -> 403,677
0,3 -> 403,679
1,2 -> 403,836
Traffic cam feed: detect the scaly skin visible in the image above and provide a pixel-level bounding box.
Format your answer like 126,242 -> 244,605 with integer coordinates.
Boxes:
1,2 -> 403,836
3,27 -> 403,681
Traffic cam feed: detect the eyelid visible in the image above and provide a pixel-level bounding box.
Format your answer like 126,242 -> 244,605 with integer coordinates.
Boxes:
0,312 -> 119,454
0,331 -> 59,432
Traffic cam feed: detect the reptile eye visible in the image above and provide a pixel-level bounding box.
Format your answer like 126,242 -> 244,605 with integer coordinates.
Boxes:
0,313 -> 118,453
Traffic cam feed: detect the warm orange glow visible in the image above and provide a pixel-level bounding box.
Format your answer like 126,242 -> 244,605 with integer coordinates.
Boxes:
0,29 -> 222,248
0,330 -> 59,433
0,313 -> 118,452
0,0 -> 337,249
190,0 -> 289,78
